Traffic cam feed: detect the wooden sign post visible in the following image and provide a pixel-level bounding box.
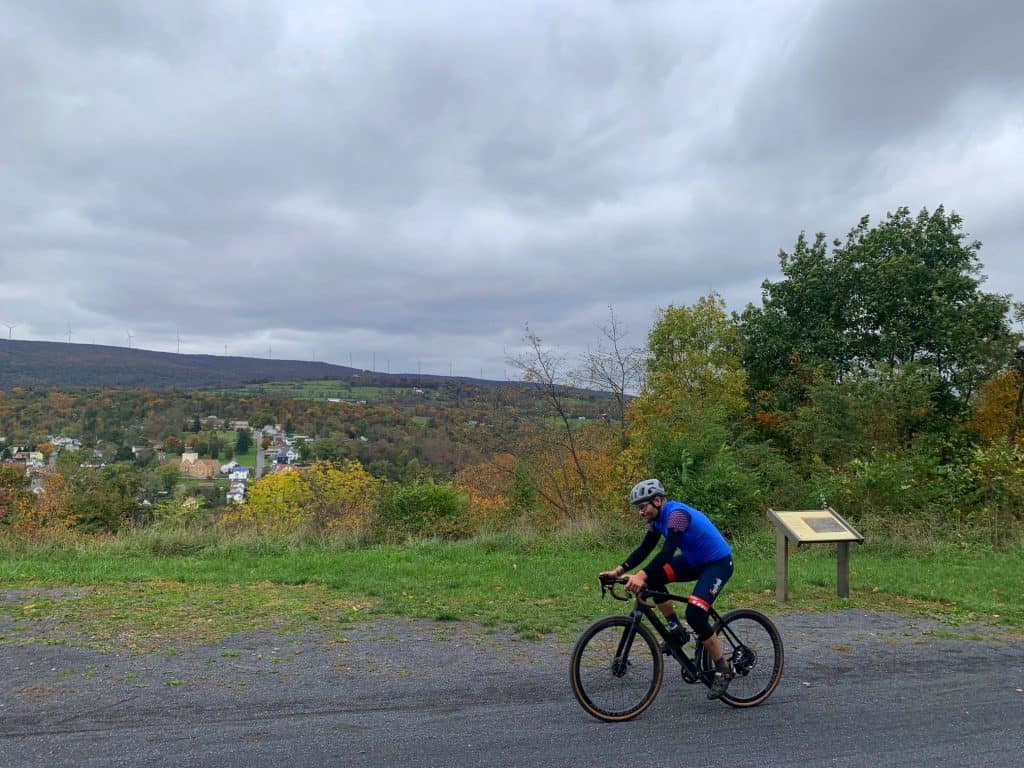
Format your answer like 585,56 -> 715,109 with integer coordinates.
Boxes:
766,508 -> 864,601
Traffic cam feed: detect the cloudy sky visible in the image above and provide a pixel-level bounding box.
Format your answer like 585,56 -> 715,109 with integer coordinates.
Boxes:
2,0 -> 1022,380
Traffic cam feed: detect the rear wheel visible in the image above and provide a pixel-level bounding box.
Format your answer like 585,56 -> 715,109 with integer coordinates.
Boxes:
697,608 -> 784,708
570,616 -> 663,722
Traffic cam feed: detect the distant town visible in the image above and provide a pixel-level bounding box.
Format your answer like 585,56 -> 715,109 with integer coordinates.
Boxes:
1,420 -> 324,506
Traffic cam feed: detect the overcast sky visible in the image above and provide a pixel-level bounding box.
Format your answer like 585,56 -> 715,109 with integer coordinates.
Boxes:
2,0 -> 1022,380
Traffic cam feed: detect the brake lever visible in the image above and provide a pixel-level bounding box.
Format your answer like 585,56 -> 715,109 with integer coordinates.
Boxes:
599,577 -> 631,602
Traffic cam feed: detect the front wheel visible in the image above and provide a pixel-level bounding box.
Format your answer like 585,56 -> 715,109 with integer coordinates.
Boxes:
569,615 -> 664,722
697,608 -> 784,708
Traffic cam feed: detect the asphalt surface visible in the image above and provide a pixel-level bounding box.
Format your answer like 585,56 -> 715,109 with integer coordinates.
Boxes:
2,602 -> 1022,767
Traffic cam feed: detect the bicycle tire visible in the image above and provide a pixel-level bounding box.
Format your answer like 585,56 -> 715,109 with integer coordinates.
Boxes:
696,607 -> 784,708
569,615 -> 664,722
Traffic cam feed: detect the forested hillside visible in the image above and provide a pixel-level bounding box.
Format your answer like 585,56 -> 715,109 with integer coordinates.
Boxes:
0,339 -> 502,391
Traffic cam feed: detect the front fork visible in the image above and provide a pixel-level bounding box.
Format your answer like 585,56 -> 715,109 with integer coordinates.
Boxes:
611,609 -> 645,676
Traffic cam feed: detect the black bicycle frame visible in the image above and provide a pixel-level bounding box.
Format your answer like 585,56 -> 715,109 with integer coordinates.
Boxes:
601,578 -> 739,686
626,591 -> 718,685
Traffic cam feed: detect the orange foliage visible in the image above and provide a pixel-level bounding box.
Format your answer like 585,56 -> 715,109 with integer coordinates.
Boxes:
455,453 -> 515,530
970,370 -> 1024,446
5,472 -> 77,538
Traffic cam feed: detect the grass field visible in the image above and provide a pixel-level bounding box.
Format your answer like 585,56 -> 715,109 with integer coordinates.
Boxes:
215,430 -> 255,467
1,528 -> 1021,651
212,380 -> 421,403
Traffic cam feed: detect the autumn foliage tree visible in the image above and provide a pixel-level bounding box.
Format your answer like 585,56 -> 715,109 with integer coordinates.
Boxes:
221,460 -> 377,537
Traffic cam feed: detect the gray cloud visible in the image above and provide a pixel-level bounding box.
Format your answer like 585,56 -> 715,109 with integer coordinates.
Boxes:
2,0 -> 1022,380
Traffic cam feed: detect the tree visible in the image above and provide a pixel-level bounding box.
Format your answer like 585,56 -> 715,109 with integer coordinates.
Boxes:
507,325 -> 592,519
304,459 -> 377,534
0,467 -> 31,526
1008,304 -> 1024,444
741,207 -> 1014,414
155,463 -> 180,493
242,471 -> 313,534
235,428 -> 252,455
584,306 -> 644,444
63,464 -> 141,533
625,295 -> 758,531
631,294 -> 747,441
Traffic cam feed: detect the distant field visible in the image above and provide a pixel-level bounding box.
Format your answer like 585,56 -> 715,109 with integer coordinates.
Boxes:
213,379 -> 425,403
215,430 -> 255,467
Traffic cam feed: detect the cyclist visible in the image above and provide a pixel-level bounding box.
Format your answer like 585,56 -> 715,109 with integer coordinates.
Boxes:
600,478 -> 735,699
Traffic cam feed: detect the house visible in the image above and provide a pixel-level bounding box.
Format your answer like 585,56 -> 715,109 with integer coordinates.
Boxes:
226,482 -> 246,504
132,445 -> 154,462
220,460 -> 239,474
229,466 -> 251,481
228,420 -> 250,430
177,452 -> 220,480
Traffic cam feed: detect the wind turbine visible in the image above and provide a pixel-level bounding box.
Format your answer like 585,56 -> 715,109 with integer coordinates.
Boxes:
2,322 -> 14,340
127,331 -> 134,349
66,324 -> 74,344
176,326 -> 182,354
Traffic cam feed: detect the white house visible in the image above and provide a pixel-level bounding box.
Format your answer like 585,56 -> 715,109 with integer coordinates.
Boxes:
229,466 -> 251,481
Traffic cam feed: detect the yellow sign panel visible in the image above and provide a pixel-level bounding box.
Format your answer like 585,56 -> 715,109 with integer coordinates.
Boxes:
766,508 -> 864,543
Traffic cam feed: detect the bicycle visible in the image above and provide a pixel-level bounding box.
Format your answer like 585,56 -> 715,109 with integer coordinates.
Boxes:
569,575 -> 784,721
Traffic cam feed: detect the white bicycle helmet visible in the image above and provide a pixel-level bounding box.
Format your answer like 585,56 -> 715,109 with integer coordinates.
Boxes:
629,478 -> 665,505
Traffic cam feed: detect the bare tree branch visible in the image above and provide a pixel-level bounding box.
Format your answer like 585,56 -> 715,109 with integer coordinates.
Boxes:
507,324 -> 592,517
584,305 -> 644,443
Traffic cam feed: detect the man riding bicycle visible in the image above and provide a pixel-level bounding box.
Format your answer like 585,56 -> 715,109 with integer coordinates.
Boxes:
600,478 -> 735,699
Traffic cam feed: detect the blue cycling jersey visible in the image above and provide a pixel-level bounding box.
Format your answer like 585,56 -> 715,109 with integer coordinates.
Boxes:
648,499 -> 731,566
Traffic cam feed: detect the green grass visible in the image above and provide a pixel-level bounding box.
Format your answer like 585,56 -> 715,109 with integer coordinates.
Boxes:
0,529 -> 1021,652
215,431 -> 255,467
211,380 -> 420,403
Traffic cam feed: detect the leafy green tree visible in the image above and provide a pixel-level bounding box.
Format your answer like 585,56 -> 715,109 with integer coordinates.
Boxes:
618,295 -> 763,532
155,463 -> 180,493
631,294 -> 747,442
64,464 -> 141,532
741,207 -> 1013,414
235,428 -> 252,454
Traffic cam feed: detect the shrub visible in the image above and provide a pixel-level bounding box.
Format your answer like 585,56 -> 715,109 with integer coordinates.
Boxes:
376,479 -> 469,541
963,441 -> 1024,547
647,431 -> 762,536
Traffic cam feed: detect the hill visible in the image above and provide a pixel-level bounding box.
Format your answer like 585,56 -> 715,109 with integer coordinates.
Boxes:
0,340 -> 491,391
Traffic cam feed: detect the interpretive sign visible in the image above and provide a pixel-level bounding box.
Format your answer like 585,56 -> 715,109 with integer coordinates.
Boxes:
766,507 -> 864,601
